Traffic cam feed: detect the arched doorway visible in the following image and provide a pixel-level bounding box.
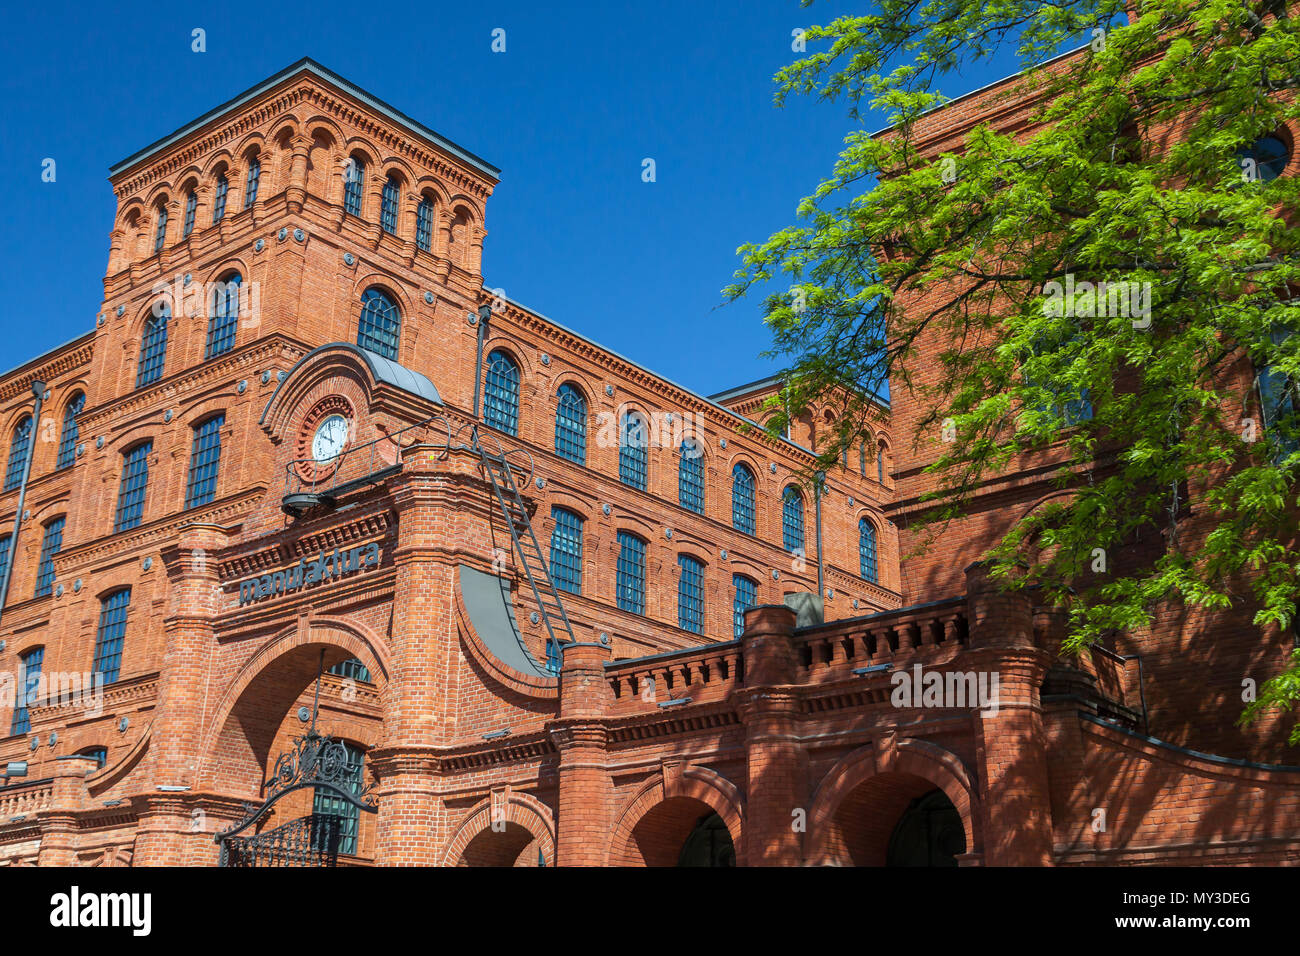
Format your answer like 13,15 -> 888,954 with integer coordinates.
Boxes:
677,812 -> 736,867
626,797 -> 737,867
460,822 -> 541,867
886,789 -> 966,867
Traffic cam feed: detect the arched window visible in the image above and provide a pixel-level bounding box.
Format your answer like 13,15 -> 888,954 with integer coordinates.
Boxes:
34,516 -> 64,597
356,288 -> 401,361
877,445 -> 886,483
554,384 -> 587,464
1238,135 -> 1290,182
206,272 -> 241,359
183,190 -> 197,238
677,555 -> 705,634
619,412 -> 648,490
243,156 -> 261,209
3,416 -> 33,491
10,646 -> 43,736
212,174 -> 229,223
731,463 -> 756,535
56,392 -> 84,469
311,741 -> 365,855
153,205 -> 168,254
782,487 -> 805,553
137,303 -> 170,387
185,415 -> 225,509
678,439 -> 704,514
549,506 -> 583,595
381,175 -> 399,233
483,350 -> 521,436
114,441 -> 152,532
859,443 -> 867,477
344,156 -> 365,216
733,574 -> 757,638
416,196 -> 434,251
859,517 -> 879,584
616,531 -> 646,615
94,588 -> 131,685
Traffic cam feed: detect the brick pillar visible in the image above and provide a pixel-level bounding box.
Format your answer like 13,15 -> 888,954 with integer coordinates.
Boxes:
371,443 -> 484,864
34,755 -> 98,865
286,134 -> 311,213
132,524 -> 230,865
735,604 -> 806,866
964,561 -> 1055,865
550,639 -> 614,866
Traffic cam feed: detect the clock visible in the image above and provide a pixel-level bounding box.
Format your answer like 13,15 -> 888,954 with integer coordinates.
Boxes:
311,414 -> 349,463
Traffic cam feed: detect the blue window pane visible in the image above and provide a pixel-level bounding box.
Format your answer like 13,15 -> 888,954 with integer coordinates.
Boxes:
731,464 -> 756,535
859,517 -> 879,584
554,384 -> 587,464
1259,327 -> 1300,461
185,415 -> 224,509
94,589 -> 131,685
550,507 -> 583,595
34,516 -> 64,597
0,535 -> 11,587
206,272 -> 241,359
616,531 -> 646,615
136,303 -> 170,388
1237,136 -> 1290,182
10,646 -> 44,736
381,176 -> 399,233
312,742 -> 365,855
878,447 -> 885,483
115,442 -> 152,532
153,207 -> 168,253
243,158 -> 260,209
4,416 -> 33,491
212,175 -> 228,224
782,487 -> 805,553
57,392 -> 85,469
678,440 -> 704,514
733,574 -> 757,638
860,443 -> 867,476
484,351 -> 520,436
329,658 -> 372,682
356,288 -> 401,361
677,555 -> 704,634
344,157 -> 365,216
183,191 -> 196,238
619,413 -> 648,490
416,198 -> 433,251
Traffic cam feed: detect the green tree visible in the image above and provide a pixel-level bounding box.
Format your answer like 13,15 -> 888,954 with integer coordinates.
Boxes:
726,1 -> 1300,735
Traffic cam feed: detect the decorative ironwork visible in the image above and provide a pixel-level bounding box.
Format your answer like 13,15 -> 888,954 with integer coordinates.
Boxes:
221,812 -> 346,868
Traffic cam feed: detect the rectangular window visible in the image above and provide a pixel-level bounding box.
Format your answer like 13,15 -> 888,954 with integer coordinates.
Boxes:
153,208 -> 167,253
678,555 -> 704,634
416,200 -> 433,251
185,416 -> 224,509
34,516 -> 64,597
212,176 -> 228,223
183,191 -> 196,238
344,160 -> 364,216
4,419 -> 32,491
0,535 -> 11,587
244,160 -> 260,209
10,647 -> 44,736
549,507 -> 583,595
93,589 -> 130,685
616,532 -> 646,615
312,743 -> 364,855
114,442 -> 152,532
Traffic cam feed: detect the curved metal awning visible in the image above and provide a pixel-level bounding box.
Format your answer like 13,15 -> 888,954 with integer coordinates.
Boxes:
259,343 -> 442,425
458,565 -> 549,678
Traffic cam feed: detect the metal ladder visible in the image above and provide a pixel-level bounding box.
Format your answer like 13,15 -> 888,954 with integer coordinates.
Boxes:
473,433 -> 575,673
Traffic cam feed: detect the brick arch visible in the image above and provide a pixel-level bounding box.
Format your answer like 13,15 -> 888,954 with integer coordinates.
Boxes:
607,764 -> 745,866
441,791 -> 556,866
805,738 -> 980,865
195,617 -> 390,794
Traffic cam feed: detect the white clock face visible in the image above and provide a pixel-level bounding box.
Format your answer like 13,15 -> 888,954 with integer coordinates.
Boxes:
311,414 -> 349,463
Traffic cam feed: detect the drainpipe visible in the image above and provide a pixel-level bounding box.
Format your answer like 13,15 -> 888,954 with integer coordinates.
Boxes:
813,469 -> 826,602
0,380 -> 46,628
471,303 -> 492,421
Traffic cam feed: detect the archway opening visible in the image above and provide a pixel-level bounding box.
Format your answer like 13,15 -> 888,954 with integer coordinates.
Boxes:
627,797 -> 736,867
826,771 -> 966,866
459,822 -> 541,867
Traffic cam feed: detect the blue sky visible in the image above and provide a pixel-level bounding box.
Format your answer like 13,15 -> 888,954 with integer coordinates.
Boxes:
0,0 -> 1026,394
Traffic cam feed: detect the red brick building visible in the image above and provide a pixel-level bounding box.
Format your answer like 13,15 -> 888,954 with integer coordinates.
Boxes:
0,58 -> 1295,867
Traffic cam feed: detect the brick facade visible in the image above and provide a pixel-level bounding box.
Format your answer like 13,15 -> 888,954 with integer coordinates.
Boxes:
0,58 -> 1295,867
